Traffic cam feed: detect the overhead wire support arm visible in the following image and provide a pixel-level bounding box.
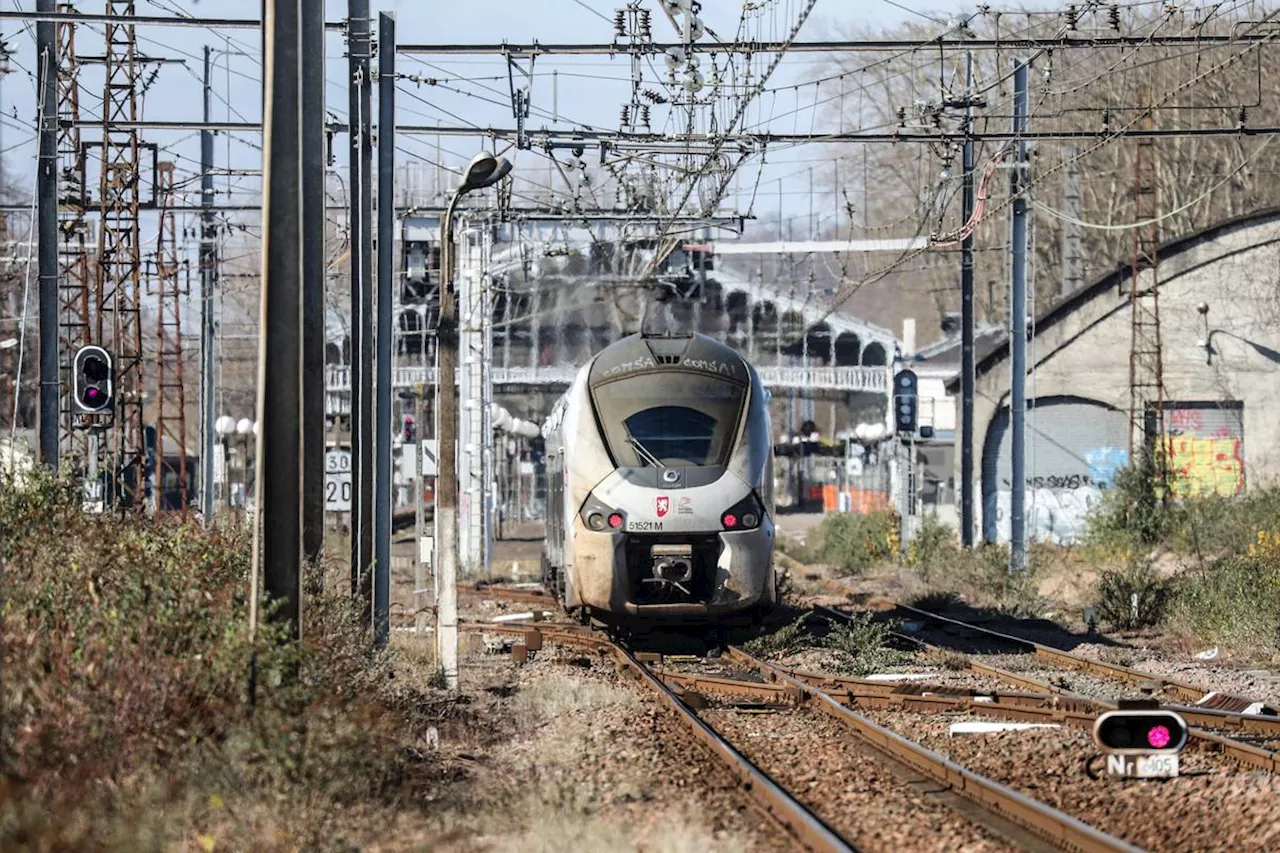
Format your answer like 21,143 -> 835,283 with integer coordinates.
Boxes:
56,121 -> 1280,144
392,33 -> 1280,55
0,9 -> 346,29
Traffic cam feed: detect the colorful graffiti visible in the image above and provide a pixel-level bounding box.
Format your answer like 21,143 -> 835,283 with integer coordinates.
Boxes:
1083,447 -> 1128,488
1165,434 -> 1245,498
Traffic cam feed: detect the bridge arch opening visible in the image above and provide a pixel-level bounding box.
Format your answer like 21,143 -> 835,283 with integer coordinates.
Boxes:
833,331 -> 861,366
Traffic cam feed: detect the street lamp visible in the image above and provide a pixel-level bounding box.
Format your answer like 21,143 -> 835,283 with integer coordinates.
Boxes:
433,151 -> 513,689
236,418 -> 255,517
214,415 -> 236,512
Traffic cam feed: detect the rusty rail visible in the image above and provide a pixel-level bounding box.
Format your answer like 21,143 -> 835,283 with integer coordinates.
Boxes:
890,600 -> 1262,708
815,605 -> 1280,773
613,646 -> 858,852
728,646 -> 1143,853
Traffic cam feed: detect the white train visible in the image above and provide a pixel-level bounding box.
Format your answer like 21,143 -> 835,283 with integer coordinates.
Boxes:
541,332 -> 777,625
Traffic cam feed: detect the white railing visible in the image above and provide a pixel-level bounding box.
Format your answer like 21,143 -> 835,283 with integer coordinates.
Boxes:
325,364 -> 886,394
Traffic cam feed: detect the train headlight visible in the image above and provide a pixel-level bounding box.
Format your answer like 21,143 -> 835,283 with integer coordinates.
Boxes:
742,512 -> 759,528
587,512 -> 606,531
608,512 -> 624,529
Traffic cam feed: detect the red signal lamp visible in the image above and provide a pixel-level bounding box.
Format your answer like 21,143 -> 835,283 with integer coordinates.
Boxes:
607,512 -> 624,529
722,512 -> 738,529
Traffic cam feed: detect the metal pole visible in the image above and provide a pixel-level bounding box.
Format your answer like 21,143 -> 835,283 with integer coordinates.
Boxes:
200,46 -> 217,524
250,0 -> 303,639
1009,57 -> 1029,574
373,11 -> 395,649
36,0 -> 58,470
301,0 -> 326,564
437,190 -> 462,688
960,50 -> 975,549
348,0 -> 374,609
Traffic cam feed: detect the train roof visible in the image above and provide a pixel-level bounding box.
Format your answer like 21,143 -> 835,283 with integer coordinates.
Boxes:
587,333 -> 750,387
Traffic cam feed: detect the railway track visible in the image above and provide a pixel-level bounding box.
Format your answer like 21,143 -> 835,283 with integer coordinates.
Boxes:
811,603 -> 1280,773
468,619 -> 1141,853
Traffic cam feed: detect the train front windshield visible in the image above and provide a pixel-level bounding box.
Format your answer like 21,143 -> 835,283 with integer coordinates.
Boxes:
592,372 -> 747,467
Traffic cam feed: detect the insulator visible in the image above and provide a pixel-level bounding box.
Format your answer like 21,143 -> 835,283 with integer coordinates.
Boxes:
639,8 -> 652,38
1239,106 -> 1248,129
642,88 -> 667,104
620,105 -> 631,126
1108,5 -> 1120,30
614,10 -> 627,37
640,104 -> 650,125
1065,4 -> 1077,29
896,106 -> 907,127
1101,108 -> 1111,131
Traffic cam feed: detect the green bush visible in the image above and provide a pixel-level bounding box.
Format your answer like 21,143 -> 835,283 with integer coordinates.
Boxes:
0,469 -> 424,851
905,513 -> 956,578
743,611 -> 900,676
1095,560 -> 1169,630
1169,537 -> 1280,652
809,510 -> 898,576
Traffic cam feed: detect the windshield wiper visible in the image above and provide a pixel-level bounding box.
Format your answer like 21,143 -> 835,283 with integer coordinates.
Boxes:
624,432 -> 664,469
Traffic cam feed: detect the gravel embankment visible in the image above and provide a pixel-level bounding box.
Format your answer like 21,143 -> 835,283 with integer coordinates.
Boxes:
695,698 -> 1019,852
861,707 -> 1280,853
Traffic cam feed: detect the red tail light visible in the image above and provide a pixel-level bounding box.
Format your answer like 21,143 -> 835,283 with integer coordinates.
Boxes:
722,512 -> 738,529
608,512 -> 624,529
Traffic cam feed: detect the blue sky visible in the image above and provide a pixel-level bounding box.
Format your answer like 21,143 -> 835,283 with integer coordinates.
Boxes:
0,0 -> 976,234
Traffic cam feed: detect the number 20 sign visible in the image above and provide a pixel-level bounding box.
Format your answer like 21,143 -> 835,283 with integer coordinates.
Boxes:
325,449 -> 353,512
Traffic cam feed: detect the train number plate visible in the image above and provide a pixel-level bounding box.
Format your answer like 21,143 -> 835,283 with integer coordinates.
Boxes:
627,520 -> 664,532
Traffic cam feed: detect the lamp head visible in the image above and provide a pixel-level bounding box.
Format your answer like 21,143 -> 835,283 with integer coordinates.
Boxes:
458,152 -> 513,194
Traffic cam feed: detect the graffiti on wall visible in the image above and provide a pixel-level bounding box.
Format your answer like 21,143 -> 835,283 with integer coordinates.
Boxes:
987,445 -> 1126,545
1163,407 -> 1245,498
1083,447 -> 1128,488
1165,434 -> 1244,498
986,484 -> 1106,546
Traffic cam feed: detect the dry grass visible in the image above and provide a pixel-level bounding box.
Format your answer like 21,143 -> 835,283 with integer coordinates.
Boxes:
512,672 -> 639,723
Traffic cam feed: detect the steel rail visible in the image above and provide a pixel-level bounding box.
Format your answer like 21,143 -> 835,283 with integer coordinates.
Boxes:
815,605 -> 1280,773
728,646 -> 1143,853
890,601 -> 1262,708
613,646 -> 858,853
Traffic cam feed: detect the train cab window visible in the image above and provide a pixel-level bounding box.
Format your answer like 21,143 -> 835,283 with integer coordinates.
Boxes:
592,374 -> 746,468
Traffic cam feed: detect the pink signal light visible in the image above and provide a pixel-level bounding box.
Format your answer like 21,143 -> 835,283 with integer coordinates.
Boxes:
1147,725 -> 1172,749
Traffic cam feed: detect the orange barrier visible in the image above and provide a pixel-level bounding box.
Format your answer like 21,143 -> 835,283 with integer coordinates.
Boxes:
822,485 -> 890,514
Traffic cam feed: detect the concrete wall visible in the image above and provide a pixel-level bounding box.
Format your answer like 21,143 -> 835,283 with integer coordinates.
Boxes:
957,211 -> 1280,543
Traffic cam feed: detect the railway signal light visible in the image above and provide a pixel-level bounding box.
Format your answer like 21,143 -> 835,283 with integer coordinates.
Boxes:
1093,709 -> 1188,754
72,345 -> 113,414
893,369 -> 917,434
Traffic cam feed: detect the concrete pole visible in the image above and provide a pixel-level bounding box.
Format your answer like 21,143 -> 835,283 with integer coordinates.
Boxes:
36,0 -> 57,470
251,0 -> 304,640
1009,57 -> 1029,574
200,47 -> 217,524
301,0 -> 326,563
436,192 -> 463,688
373,11 -> 395,649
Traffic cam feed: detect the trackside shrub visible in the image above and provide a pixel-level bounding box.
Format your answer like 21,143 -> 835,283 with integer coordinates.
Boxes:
808,510 -> 898,576
1095,560 -> 1169,630
0,469 -> 430,852
1168,530 -> 1280,652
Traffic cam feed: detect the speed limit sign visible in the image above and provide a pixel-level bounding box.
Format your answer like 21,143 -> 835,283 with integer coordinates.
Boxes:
325,449 -> 353,512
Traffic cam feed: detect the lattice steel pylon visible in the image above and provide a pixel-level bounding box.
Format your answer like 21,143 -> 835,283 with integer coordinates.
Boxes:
1128,108 -> 1167,491
154,161 -> 187,512
56,4 -> 94,462
96,0 -> 146,507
